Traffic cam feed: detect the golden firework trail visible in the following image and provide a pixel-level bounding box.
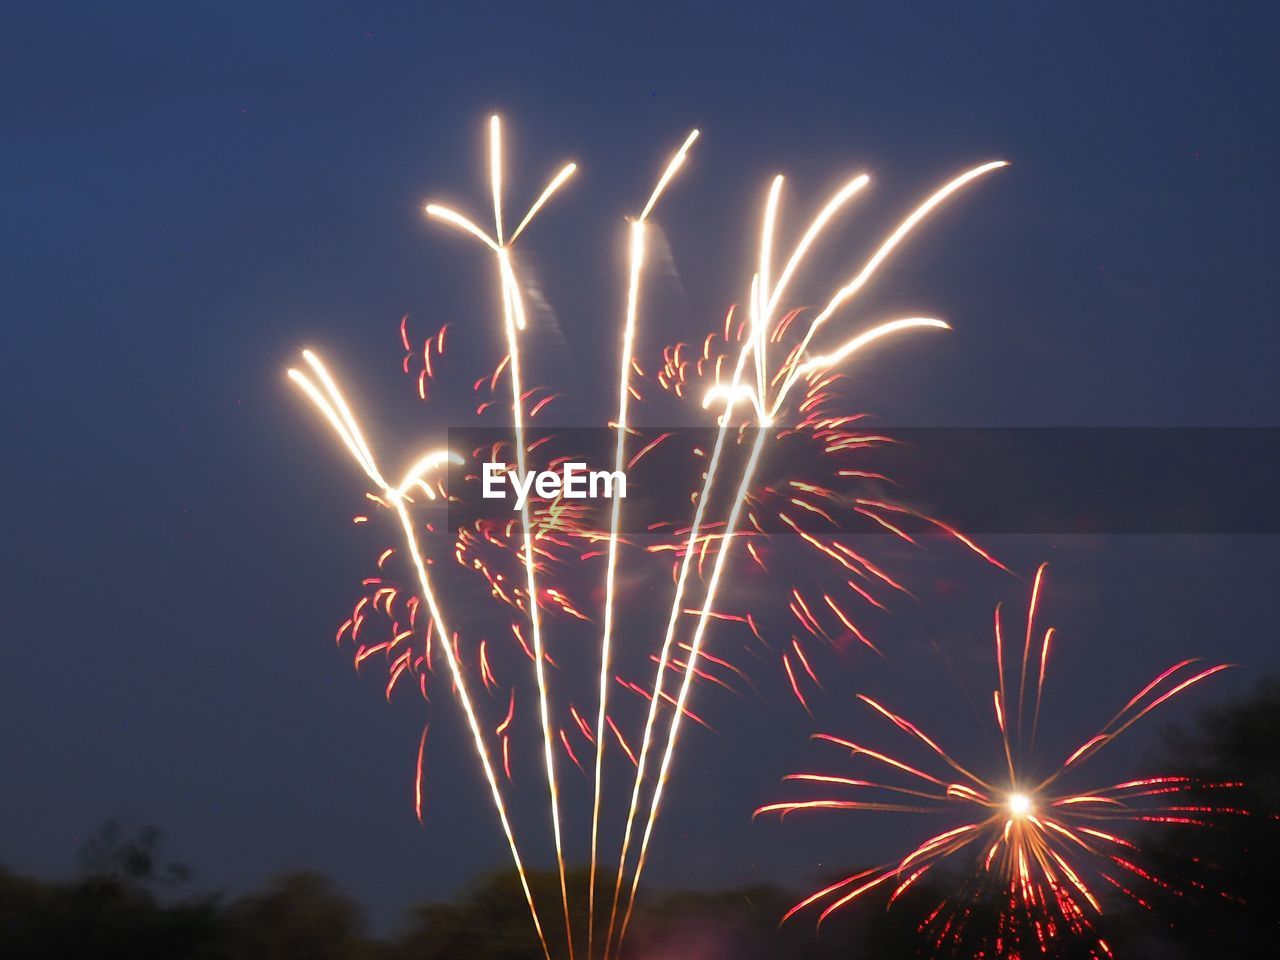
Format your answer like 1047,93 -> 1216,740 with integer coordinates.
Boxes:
606,160 -> 1006,957
285,351 -> 553,959
587,128 -> 699,960
757,564 -> 1241,958
425,116 -> 579,960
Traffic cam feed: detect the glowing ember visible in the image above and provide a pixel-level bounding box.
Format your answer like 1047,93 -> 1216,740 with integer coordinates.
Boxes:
1007,792 -> 1033,818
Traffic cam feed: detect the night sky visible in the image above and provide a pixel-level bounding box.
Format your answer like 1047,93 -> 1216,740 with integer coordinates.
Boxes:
4,1 -> 1279,935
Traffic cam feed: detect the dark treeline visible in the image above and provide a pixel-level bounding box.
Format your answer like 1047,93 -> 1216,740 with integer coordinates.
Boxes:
3,680 -> 1277,959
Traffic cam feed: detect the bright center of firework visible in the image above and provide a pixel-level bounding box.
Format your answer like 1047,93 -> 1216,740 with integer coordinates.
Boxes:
1007,792 -> 1033,818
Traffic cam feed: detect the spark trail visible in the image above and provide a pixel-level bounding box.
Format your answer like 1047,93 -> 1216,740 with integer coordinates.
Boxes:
587,128 -> 699,960
607,160 -> 1006,958
286,351 -> 552,959
425,116 -> 579,960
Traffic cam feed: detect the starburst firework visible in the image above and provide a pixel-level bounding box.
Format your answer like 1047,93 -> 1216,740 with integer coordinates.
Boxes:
758,564 -> 1242,957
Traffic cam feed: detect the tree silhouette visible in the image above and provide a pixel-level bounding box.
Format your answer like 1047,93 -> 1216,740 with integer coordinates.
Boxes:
0,823 -> 223,960
1141,674 -> 1280,954
228,871 -> 376,960
76,820 -> 192,890
3,682 -> 1278,960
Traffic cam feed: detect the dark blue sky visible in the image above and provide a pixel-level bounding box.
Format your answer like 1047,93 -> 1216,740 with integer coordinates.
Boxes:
3,1 -> 1279,935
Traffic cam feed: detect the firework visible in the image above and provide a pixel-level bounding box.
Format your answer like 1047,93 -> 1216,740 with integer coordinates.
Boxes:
757,564 -> 1240,957
287,116 -> 1006,960
637,315 -> 1010,711
605,158 -> 1006,956
286,353 -> 555,954
426,117 -> 580,959
587,128 -> 700,960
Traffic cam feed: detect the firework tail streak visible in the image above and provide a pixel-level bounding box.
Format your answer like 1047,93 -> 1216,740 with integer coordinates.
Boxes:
588,129 -> 699,960
284,356 -> 556,954
424,116 -> 579,960
606,159 -> 1006,957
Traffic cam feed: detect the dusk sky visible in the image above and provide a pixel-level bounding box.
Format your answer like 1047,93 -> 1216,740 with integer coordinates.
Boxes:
4,2 -> 1279,937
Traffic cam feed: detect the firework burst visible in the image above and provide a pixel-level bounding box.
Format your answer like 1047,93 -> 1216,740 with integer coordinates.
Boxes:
287,115 -> 1006,960
758,564 -> 1241,957
634,315 -> 1010,714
